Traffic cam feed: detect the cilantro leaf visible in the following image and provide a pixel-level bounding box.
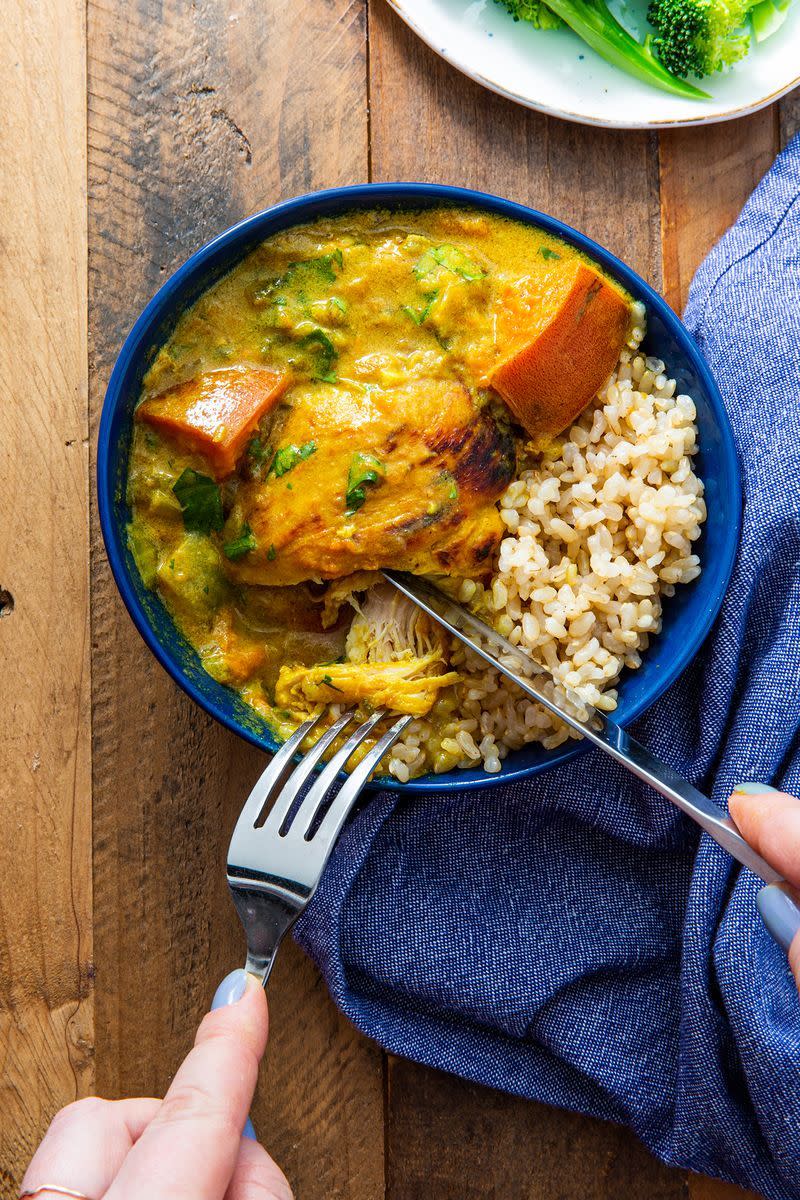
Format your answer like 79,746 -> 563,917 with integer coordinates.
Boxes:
414,244 -> 486,283
223,522 -> 257,561
252,250 -> 345,307
402,290 -> 438,325
299,328 -> 338,381
345,452 -> 386,515
270,441 -> 317,478
538,246 -> 561,261
172,468 -> 224,534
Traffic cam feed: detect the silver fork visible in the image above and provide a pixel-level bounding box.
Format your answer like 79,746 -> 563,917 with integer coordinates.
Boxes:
225,707 -> 413,985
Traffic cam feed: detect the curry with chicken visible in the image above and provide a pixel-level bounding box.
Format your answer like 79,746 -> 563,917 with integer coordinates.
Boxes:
127,206 -> 636,760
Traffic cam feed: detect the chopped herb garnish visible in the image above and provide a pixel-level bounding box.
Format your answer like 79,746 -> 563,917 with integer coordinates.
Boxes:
345,452 -> 386,515
415,244 -> 486,283
285,250 -> 343,288
267,544 -> 277,561
538,246 -> 561,261
270,441 -> 317,477
299,328 -> 337,381
223,522 -> 257,561
321,674 -> 344,692
402,290 -> 438,325
172,468 -> 224,534
252,250 -> 345,307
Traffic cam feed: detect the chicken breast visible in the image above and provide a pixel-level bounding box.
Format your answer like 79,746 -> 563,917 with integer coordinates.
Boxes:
224,378 -> 514,586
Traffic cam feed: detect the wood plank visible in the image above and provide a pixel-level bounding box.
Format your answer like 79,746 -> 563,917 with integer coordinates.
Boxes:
87,1 -> 382,1196
658,108 -> 779,314
688,1174 -> 762,1200
0,0 -> 91,1190
779,93 -> 800,148
386,1058 -> 687,1200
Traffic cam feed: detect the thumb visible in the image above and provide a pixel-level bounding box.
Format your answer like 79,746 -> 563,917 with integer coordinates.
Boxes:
729,785 -> 800,989
729,786 -> 800,889
105,970 -> 269,1200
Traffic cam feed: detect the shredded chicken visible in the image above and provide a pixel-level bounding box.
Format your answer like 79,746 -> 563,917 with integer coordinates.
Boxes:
275,654 -> 458,718
321,571 -> 381,629
345,583 -> 447,663
277,583 -> 458,718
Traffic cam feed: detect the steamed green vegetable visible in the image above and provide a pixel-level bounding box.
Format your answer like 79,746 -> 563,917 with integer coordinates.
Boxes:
495,0 -> 709,95
495,0 -> 792,93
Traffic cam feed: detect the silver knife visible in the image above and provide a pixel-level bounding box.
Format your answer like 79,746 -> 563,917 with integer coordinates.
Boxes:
382,569 -> 781,886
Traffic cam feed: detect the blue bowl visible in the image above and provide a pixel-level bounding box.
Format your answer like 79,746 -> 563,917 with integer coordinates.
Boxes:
98,183 -> 741,793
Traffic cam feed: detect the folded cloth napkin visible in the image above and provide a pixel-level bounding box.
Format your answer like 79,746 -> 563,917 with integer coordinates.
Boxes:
295,134 -> 800,1199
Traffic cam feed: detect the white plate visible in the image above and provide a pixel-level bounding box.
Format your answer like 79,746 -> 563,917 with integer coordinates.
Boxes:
387,0 -> 800,128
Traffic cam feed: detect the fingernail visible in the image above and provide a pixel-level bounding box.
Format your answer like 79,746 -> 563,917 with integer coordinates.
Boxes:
757,884 -> 800,952
212,969 -> 249,1009
732,782 -> 779,795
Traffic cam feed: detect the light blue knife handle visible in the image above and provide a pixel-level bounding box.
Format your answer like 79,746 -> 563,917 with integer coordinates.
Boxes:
211,971 -> 257,1140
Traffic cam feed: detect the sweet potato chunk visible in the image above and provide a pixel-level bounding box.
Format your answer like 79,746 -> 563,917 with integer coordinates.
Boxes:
137,366 -> 289,478
490,265 -> 630,446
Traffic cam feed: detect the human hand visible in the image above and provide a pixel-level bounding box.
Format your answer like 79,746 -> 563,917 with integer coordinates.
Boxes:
20,970 -> 292,1200
730,784 -> 800,990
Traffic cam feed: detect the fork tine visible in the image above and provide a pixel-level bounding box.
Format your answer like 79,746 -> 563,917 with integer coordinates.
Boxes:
302,713 -> 413,863
232,713 -> 325,837
288,709 -> 388,841
260,708 -> 357,835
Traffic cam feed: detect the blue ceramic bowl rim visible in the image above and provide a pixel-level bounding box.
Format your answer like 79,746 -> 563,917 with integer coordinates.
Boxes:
98,182 -> 742,793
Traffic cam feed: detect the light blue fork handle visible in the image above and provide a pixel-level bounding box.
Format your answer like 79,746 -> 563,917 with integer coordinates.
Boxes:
211,969 -> 258,1140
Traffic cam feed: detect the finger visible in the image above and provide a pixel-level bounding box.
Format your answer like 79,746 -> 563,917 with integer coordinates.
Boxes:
755,883 -> 800,993
790,931 -> 800,991
105,971 -> 268,1200
21,1097 -> 160,1200
728,786 -> 800,887
224,1137 -> 293,1200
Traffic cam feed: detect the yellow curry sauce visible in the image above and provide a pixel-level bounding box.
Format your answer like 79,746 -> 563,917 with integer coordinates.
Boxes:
127,206 -> 632,751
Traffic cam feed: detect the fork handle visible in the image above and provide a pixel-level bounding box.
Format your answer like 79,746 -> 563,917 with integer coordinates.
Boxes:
210,970 -> 259,1140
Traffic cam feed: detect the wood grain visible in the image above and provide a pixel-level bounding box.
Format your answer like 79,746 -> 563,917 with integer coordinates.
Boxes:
658,108 -> 779,314
87,1 -> 381,1196
689,1175 -> 762,1200
780,94 -> 800,148
0,0 -> 92,1190
386,1058 -> 688,1200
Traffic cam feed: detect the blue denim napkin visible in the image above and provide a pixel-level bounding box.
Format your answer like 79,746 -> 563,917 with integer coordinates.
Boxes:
295,134 -> 800,1200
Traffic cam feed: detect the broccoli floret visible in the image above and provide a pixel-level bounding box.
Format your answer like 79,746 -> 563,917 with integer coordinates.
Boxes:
496,0 -> 710,97
647,0 -> 752,76
495,0 -> 564,28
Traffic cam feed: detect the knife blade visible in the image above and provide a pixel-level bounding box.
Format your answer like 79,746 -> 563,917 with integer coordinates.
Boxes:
382,568 -> 780,886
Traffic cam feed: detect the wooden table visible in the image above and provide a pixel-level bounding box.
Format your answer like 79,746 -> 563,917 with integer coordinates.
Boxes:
2,2 -> 797,1194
